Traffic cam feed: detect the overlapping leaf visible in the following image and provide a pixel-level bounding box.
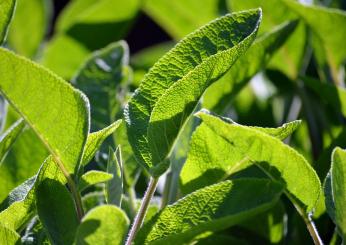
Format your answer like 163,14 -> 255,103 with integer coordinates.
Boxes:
125,9 -> 262,177
0,0 -> 16,44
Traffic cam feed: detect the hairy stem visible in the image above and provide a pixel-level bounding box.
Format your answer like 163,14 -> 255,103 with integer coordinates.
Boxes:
126,177 -> 158,245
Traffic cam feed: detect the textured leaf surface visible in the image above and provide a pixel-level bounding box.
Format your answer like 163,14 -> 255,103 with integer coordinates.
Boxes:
203,21 -> 297,112
42,0 -> 139,78
0,119 -> 25,164
72,41 -> 129,131
0,224 -> 20,245
0,47 -> 90,175
75,205 -> 129,245
125,9 -> 262,177
180,114 -> 301,194
0,0 -> 16,44
106,147 -> 123,206
328,147 -> 346,239
78,170 -> 113,191
136,179 -> 283,244
7,0 -> 51,57
37,179 -> 79,245
196,111 -> 321,213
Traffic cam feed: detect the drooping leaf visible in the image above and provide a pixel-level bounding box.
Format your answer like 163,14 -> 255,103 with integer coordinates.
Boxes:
0,0 -> 16,44
106,147 -> 123,206
72,41 -> 129,131
36,179 -> 79,245
143,0 -> 219,39
196,111 -> 322,213
7,0 -> 52,57
125,9 -> 262,177
75,205 -> 129,245
180,116 -> 301,194
203,20 -> 298,113
78,170 -> 113,192
0,47 -> 90,175
0,119 -> 25,164
228,0 -> 307,79
135,179 -> 283,244
283,0 -> 346,82
41,0 -> 139,78
326,147 -> 346,239
81,120 -> 122,166
0,224 -> 20,245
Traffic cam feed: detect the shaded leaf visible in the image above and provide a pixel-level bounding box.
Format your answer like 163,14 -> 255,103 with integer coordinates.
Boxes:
136,179 -> 283,244
125,9 -> 262,177
78,170 -> 113,192
0,0 -> 16,44
75,205 -> 129,245
106,147 -> 123,206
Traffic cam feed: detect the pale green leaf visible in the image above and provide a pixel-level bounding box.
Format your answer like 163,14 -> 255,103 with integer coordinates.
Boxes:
0,224 -> 20,245
106,147 -> 123,206
180,113 -> 301,194
75,205 -> 129,245
78,170 -> 113,192
203,20 -> 298,112
135,179 -> 283,244
0,47 -> 90,175
196,111 -> 322,213
125,9 -> 262,177
37,179 -> 79,245
0,119 -> 25,164
0,0 -> 16,44
7,0 -> 51,57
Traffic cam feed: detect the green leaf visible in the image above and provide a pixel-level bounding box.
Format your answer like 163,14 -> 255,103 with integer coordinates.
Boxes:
136,179 -> 283,244
37,179 -> 79,245
7,0 -> 51,57
81,120 -> 122,166
327,147 -> 346,239
125,9 -> 262,177
196,111 -> 322,213
41,0 -> 139,78
0,0 -> 16,44
106,147 -> 123,206
72,41 -> 130,131
78,170 -> 113,192
283,0 -> 346,82
302,76 -> 346,117
0,224 -> 20,245
0,119 -> 25,164
228,0 -> 307,79
0,47 -> 90,175
75,205 -> 129,245
143,0 -> 219,39
180,113 -> 300,194
203,20 -> 298,113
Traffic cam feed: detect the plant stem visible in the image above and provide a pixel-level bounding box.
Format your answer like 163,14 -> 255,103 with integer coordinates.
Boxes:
125,177 -> 158,245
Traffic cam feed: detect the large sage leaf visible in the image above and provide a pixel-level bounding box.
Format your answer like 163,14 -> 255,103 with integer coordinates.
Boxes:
125,9 -> 262,177
135,179 -> 283,244
75,205 -> 129,244
0,0 -> 16,44
0,47 -> 90,175
180,115 -> 301,194
37,179 -> 79,245
196,111 -> 322,213
203,20 -> 297,113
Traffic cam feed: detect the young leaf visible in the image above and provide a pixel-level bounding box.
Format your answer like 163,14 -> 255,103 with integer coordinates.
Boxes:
106,147 -> 123,206
180,115 -> 301,194
326,147 -> 346,239
0,224 -> 20,245
75,205 -> 129,245
0,47 -> 90,175
78,170 -> 113,192
203,20 -> 298,113
196,111 -> 322,213
0,119 -> 25,164
125,9 -> 262,177
72,41 -> 130,131
0,0 -> 16,44
135,179 -> 283,244
37,179 -> 79,245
